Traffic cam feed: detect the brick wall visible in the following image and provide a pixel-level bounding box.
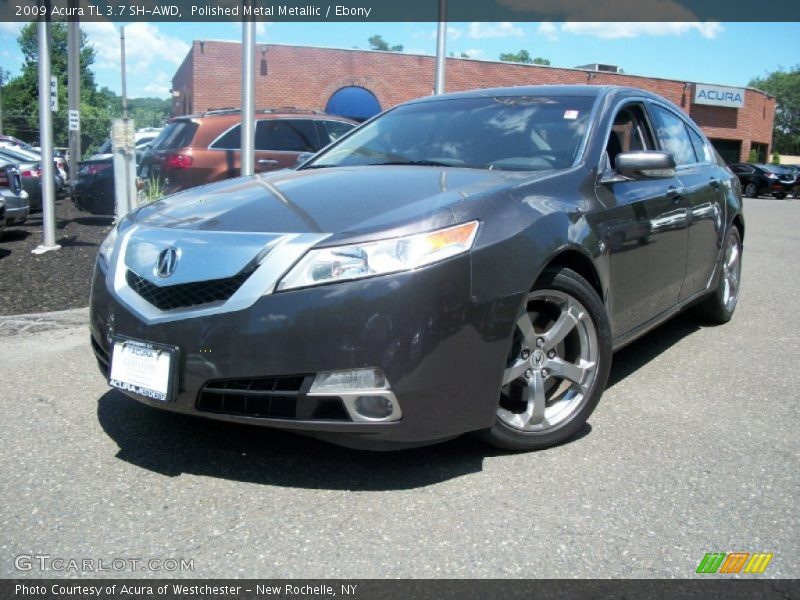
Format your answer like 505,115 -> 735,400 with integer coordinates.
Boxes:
173,41 -> 776,162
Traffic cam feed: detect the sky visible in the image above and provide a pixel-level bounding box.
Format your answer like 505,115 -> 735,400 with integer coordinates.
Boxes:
0,21 -> 798,98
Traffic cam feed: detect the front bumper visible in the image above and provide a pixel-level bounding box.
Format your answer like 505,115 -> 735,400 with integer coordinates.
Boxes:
90,255 -> 523,449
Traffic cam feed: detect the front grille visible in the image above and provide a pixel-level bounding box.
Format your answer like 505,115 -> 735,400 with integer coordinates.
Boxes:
197,375 -> 350,421
126,267 -> 253,311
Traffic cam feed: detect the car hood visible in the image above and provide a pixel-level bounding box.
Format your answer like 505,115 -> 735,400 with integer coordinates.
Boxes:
134,166 -> 539,240
115,166 -> 549,299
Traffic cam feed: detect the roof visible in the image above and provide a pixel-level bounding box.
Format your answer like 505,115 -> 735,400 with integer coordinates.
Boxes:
408,85 -> 652,104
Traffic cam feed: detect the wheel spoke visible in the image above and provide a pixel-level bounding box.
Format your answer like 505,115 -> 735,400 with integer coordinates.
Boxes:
547,357 -> 594,386
526,371 -> 547,426
516,312 -> 537,347
502,359 -> 528,386
542,302 -> 581,350
726,242 -> 739,269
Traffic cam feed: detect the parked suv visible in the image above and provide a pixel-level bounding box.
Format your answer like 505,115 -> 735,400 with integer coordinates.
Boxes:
138,108 -> 357,195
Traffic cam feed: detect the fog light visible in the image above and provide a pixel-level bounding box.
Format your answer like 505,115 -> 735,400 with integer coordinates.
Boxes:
310,368 -> 388,393
354,395 -> 394,419
308,367 -> 401,422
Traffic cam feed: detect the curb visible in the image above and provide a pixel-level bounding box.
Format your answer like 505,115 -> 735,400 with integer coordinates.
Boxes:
0,307 -> 90,338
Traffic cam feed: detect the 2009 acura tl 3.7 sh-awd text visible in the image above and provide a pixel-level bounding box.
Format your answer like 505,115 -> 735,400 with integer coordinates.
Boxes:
90,86 -> 743,451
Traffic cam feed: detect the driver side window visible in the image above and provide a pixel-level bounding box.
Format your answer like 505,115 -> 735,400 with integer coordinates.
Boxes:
606,104 -> 654,170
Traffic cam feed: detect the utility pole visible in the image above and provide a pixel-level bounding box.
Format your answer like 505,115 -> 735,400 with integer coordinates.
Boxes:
113,25 -> 136,218
241,18 -> 255,177
33,18 -> 60,254
0,67 -> 5,135
120,26 -> 128,120
67,16 -> 81,185
434,0 -> 447,95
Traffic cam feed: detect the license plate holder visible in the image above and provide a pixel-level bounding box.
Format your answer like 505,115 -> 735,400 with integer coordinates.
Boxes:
109,336 -> 179,402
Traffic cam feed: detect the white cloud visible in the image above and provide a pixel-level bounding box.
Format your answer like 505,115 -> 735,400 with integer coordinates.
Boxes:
82,22 -> 190,74
537,22 -> 559,41
468,22 -> 524,39
142,71 -> 172,96
414,26 -> 463,41
0,22 -> 24,36
463,48 -> 485,59
81,22 -> 189,97
561,22 -> 723,40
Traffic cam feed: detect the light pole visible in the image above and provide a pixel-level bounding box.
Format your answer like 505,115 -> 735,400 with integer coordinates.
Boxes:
33,20 -> 60,254
434,0 -> 447,95
241,18 -> 256,177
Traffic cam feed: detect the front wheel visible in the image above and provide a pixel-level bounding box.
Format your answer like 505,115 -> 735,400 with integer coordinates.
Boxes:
479,268 -> 612,451
744,182 -> 757,198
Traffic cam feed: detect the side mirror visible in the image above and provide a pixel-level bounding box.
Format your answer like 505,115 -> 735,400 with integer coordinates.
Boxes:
615,151 -> 676,180
294,152 -> 314,168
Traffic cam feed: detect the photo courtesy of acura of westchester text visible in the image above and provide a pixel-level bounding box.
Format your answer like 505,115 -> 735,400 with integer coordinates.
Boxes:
0,0 -> 798,595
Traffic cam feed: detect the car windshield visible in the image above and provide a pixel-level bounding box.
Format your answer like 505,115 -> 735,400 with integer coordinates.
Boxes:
306,95 -> 595,172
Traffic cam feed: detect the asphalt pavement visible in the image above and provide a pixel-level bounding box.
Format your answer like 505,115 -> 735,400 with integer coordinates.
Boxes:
1,198 -> 798,579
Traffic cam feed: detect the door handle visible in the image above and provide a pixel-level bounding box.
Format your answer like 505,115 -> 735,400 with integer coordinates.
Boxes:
257,159 -> 279,167
710,177 -> 720,189
667,186 -> 684,201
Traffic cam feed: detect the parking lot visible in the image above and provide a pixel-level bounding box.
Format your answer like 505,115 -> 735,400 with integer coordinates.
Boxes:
1,197 -> 798,579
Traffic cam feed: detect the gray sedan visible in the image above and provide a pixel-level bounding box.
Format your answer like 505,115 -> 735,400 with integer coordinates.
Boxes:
90,85 -> 743,451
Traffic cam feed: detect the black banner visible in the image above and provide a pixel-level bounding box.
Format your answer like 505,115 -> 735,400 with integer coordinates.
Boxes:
1,0 -> 800,22
4,580 -> 800,600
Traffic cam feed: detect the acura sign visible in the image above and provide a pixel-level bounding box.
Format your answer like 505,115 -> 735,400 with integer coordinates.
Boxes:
694,84 -> 745,109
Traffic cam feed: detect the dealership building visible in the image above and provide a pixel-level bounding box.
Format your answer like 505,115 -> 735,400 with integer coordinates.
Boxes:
171,41 -> 776,163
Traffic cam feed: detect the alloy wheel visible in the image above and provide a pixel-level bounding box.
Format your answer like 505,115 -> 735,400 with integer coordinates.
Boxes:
721,230 -> 742,312
497,290 -> 599,432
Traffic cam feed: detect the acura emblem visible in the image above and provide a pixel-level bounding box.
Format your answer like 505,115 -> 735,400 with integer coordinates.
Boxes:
155,247 -> 179,278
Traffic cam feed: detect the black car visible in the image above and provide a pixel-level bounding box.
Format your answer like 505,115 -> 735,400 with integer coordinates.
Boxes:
73,157 -> 115,216
90,85 -> 743,451
781,164 -> 800,198
728,162 -> 795,199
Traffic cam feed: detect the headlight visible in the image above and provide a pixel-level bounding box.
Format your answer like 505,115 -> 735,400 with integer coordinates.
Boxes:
277,220 -> 479,291
98,216 -> 132,267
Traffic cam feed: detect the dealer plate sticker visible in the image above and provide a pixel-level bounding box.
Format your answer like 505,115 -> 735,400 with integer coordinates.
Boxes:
109,339 -> 173,402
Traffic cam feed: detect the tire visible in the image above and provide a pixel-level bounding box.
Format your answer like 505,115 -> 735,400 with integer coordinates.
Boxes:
774,193 -> 786,200
694,226 -> 742,324
478,268 -> 612,451
744,182 -> 757,198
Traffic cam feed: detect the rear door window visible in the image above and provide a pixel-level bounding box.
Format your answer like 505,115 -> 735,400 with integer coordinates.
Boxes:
255,119 -> 320,152
149,121 -> 198,151
209,124 -> 241,150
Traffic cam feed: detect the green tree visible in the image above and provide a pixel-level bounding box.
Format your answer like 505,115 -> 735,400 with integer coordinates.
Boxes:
747,148 -> 759,163
2,25 -> 171,153
749,66 -> 800,155
771,151 -> 781,165
2,23 -> 112,149
368,34 -> 403,52
498,50 -> 550,65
